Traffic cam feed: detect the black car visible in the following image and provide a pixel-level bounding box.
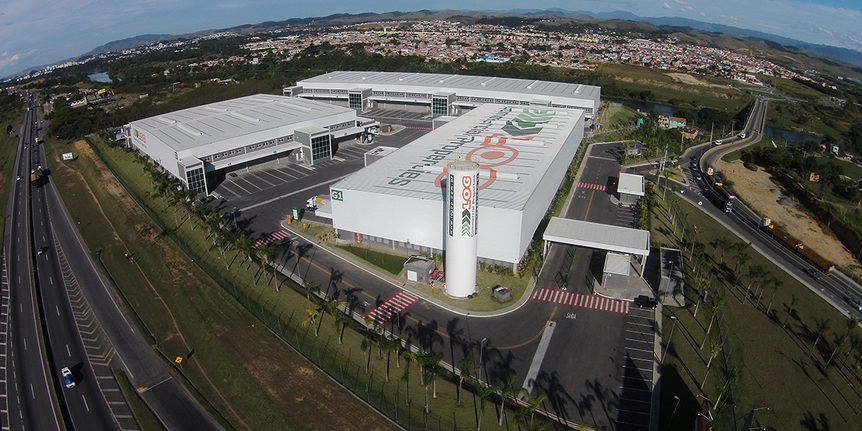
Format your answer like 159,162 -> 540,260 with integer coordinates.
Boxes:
805,268 -> 821,280
633,295 -> 658,309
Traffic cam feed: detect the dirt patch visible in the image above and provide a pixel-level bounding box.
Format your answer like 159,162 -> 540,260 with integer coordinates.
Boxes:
716,159 -> 861,275
667,73 -> 724,88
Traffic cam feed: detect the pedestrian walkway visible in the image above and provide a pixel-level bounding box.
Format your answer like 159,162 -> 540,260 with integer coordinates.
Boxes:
578,182 -> 607,191
254,230 -> 290,248
532,288 -> 629,314
364,291 -> 420,326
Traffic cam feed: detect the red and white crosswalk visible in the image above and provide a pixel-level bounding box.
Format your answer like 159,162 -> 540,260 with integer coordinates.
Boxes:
254,230 -> 290,248
578,182 -> 607,191
364,291 -> 420,326
532,288 -> 629,314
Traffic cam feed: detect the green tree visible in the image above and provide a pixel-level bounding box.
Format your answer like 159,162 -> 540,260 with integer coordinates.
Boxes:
701,341 -> 724,389
456,354 -> 479,406
813,317 -> 832,351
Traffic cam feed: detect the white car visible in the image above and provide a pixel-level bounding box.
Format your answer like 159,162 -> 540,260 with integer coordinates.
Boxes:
738,132 -> 747,139
714,140 -> 723,145
61,367 -> 75,388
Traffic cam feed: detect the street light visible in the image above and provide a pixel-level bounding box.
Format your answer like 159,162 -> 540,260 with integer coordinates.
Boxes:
662,316 -> 678,363
665,395 -> 680,431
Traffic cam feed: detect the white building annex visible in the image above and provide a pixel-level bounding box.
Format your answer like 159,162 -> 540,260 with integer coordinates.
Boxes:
289,71 -> 601,124
124,95 -> 377,195
328,103 -> 586,267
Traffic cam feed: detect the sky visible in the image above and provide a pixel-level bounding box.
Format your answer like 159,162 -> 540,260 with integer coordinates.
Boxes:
2,0 -> 861,79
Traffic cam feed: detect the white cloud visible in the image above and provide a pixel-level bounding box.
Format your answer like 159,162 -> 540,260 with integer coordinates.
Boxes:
663,2 -> 672,9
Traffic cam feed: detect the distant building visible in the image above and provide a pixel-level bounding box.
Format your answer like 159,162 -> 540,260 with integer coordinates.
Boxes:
289,71 -> 600,124
658,115 -> 687,129
124,95 -> 378,195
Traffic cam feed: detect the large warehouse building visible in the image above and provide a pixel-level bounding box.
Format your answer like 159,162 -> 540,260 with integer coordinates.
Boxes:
328,103 -> 585,267
288,71 -> 601,124
124,95 -> 377,195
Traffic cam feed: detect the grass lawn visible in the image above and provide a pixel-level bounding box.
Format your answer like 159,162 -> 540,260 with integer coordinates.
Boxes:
650,184 -> 862,431
46,136 -> 546,430
594,63 -> 752,113
335,244 -> 529,312
114,371 -> 164,431
0,108 -> 24,235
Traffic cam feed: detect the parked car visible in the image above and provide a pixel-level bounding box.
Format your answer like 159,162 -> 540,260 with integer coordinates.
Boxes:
61,367 -> 75,388
633,295 -> 658,309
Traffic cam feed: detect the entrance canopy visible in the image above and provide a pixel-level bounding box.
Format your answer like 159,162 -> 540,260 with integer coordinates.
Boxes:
543,217 -> 650,257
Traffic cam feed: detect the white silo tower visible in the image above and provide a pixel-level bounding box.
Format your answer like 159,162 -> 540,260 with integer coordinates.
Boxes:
445,160 -> 479,298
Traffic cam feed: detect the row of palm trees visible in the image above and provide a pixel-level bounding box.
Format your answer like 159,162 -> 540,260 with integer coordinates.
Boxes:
139,156 -> 555,429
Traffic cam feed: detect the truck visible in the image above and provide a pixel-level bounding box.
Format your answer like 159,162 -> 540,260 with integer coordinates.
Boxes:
704,167 -> 735,213
30,166 -> 42,188
306,194 -> 330,211
759,218 -> 835,272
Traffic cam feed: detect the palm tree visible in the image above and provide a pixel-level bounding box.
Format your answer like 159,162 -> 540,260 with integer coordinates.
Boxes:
235,233 -> 253,267
474,379 -> 495,431
524,391 -> 549,427
701,341 -> 723,389
784,294 -> 800,327
733,252 -> 751,280
302,280 -> 320,311
701,295 -> 726,350
456,354 -> 479,406
302,305 -> 321,336
766,277 -> 783,314
360,338 -> 373,375
498,379 -> 523,426
325,300 -> 350,344
848,333 -> 862,364
743,265 -> 766,303
812,317 -> 831,351
712,237 -> 731,266
401,361 -> 411,406
827,317 -> 858,367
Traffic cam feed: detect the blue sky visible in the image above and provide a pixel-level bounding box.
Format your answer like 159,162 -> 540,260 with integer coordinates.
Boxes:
2,0 -> 861,79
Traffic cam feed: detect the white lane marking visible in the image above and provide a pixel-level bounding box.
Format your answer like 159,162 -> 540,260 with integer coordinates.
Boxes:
56,305 -> 59,316
82,395 -> 90,412
22,339 -> 26,350
30,384 -> 34,399
66,344 -> 71,357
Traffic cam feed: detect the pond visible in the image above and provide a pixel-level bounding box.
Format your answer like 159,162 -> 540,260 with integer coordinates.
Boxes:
763,126 -> 821,144
87,72 -> 111,83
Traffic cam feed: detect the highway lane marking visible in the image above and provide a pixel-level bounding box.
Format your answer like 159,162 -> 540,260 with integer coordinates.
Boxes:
82,395 -> 89,412
65,344 -> 70,357
29,384 -> 33,399
55,306 -> 59,316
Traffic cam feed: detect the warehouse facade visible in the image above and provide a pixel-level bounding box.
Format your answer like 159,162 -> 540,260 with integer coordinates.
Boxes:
124,95 -> 377,195
288,71 -> 600,124
327,104 -> 585,268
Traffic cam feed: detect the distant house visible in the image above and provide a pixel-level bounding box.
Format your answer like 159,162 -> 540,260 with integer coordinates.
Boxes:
658,115 -> 687,129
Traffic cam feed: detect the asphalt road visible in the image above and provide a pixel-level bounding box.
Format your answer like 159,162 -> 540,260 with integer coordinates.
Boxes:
5,96 -> 63,430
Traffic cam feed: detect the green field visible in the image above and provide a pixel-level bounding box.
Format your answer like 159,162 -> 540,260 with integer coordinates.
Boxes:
651,184 -> 862,431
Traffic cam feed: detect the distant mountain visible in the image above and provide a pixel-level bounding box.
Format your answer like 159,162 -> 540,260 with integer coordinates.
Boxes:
69,9 -> 862,70
80,34 -> 175,58
571,12 -> 862,68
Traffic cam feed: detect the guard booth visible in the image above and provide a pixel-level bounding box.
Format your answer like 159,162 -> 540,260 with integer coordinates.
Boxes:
542,217 -> 651,279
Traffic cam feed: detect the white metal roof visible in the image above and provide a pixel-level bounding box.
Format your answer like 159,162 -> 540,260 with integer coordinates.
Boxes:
618,173 -> 645,197
128,95 -> 355,152
298,71 -> 600,108
604,252 -> 631,276
331,104 -> 584,211
543,217 -> 650,257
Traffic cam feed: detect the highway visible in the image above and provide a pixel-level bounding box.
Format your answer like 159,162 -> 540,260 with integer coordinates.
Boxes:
669,97 -> 862,321
5,95 -> 220,430
5,96 -> 64,430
